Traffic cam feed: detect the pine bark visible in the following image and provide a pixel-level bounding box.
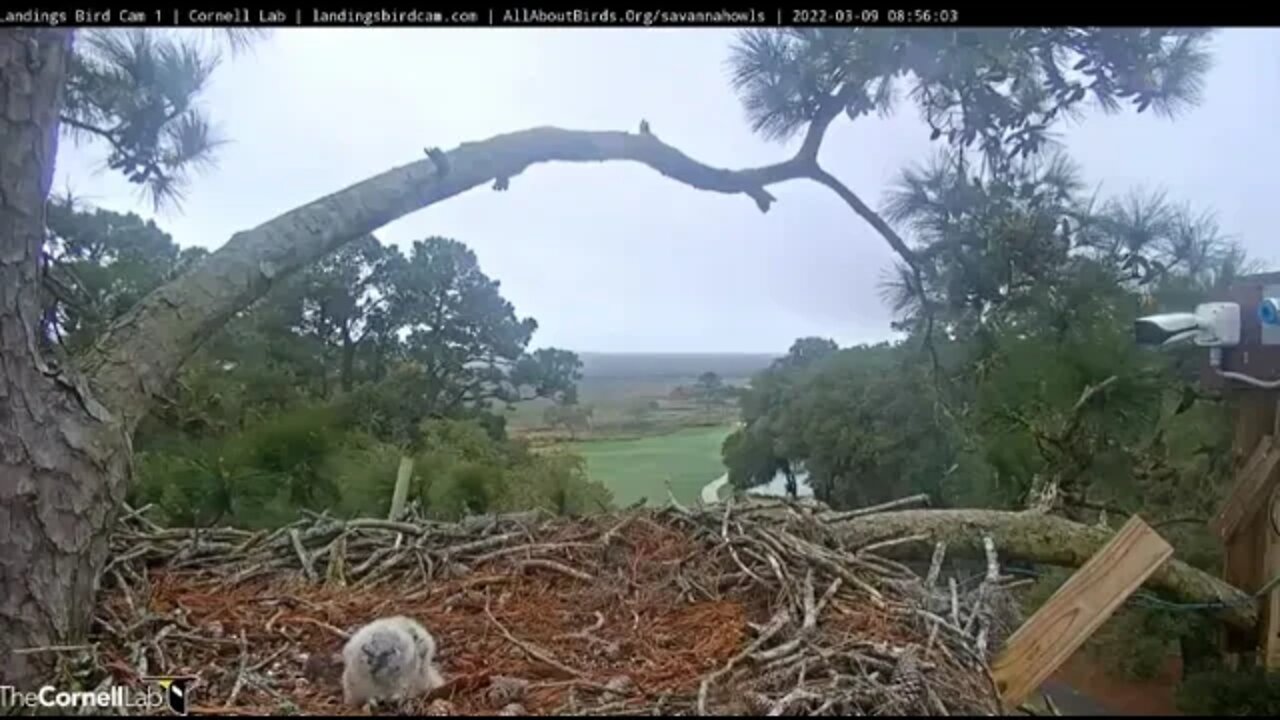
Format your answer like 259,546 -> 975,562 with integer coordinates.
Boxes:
0,28 -> 132,688
0,27 -> 1260,687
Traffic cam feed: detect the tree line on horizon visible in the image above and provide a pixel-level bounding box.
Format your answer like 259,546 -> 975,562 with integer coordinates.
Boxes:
3,25 -> 1274,707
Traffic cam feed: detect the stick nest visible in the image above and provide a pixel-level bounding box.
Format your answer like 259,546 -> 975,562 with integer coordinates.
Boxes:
65,497 -> 1022,715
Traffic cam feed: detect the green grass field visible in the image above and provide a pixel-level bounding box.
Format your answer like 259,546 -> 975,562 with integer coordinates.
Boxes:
505,351 -> 773,435
569,425 -> 734,507
505,375 -> 748,434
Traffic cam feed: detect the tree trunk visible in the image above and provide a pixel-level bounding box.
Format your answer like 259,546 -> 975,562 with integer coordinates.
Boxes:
72,125 -> 844,428
826,508 -> 1258,634
0,31 -> 1249,686
23,111 -> 924,691
372,340 -> 386,381
340,327 -> 355,393
388,454 -> 414,520
0,28 -> 132,689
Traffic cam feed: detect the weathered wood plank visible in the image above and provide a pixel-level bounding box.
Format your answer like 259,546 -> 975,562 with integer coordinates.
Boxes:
1222,393 -> 1278,659
1211,434 -> 1280,543
991,516 -> 1173,710
1264,485 -> 1280,669
1267,399 -> 1280,668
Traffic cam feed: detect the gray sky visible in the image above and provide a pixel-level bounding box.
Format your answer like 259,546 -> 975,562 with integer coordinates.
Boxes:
54,29 -> 1280,354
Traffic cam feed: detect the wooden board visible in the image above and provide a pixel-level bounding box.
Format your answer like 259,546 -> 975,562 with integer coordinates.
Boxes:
1210,434 -> 1280,542
1266,486 -> 1280,669
991,516 -> 1174,710
1275,393 -> 1280,438
1222,392 -> 1280,658
1270,388 -> 1280,666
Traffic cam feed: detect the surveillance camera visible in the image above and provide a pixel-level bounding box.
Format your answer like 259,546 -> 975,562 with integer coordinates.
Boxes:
1134,313 -> 1199,346
1261,297 -> 1280,327
1134,302 -> 1240,347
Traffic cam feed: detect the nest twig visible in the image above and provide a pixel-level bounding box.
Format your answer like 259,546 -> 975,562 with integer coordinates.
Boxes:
76,498 -> 1019,715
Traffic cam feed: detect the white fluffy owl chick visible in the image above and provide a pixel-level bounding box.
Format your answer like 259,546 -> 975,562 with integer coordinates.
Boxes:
341,616 -> 446,707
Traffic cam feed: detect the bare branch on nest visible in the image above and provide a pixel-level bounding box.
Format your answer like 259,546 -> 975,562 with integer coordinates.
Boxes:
92,495 -> 1243,716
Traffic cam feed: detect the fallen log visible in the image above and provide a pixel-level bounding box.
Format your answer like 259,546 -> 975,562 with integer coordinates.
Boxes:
827,508 -> 1255,633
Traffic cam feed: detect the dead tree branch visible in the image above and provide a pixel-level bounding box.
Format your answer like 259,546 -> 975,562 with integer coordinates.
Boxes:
76,123 -> 919,429
830,508 -> 1255,632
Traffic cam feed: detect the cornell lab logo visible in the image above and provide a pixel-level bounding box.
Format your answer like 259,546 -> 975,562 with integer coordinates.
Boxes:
145,676 -> 195,715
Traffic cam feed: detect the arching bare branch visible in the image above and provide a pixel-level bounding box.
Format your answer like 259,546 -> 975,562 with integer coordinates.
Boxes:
78,124 -> 914,428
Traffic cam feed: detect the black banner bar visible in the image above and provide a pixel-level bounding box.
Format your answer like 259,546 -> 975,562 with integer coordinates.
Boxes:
3,4 -> 1280,27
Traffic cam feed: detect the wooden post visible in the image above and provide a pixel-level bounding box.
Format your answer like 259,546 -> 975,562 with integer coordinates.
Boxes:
991,516 -> 1173,710
1265,484 -> 1280,668
1203,274 -> 1280,667
1219,392 -> 1280,667
1210,435 -> 1280,543
1260,394 -> 1280,669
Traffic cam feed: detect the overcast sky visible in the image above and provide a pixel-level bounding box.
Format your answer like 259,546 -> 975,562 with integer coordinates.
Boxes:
54,28 -> 1280,354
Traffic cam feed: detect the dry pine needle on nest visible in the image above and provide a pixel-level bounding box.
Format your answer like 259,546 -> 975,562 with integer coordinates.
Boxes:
58,497 -> 1019,716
